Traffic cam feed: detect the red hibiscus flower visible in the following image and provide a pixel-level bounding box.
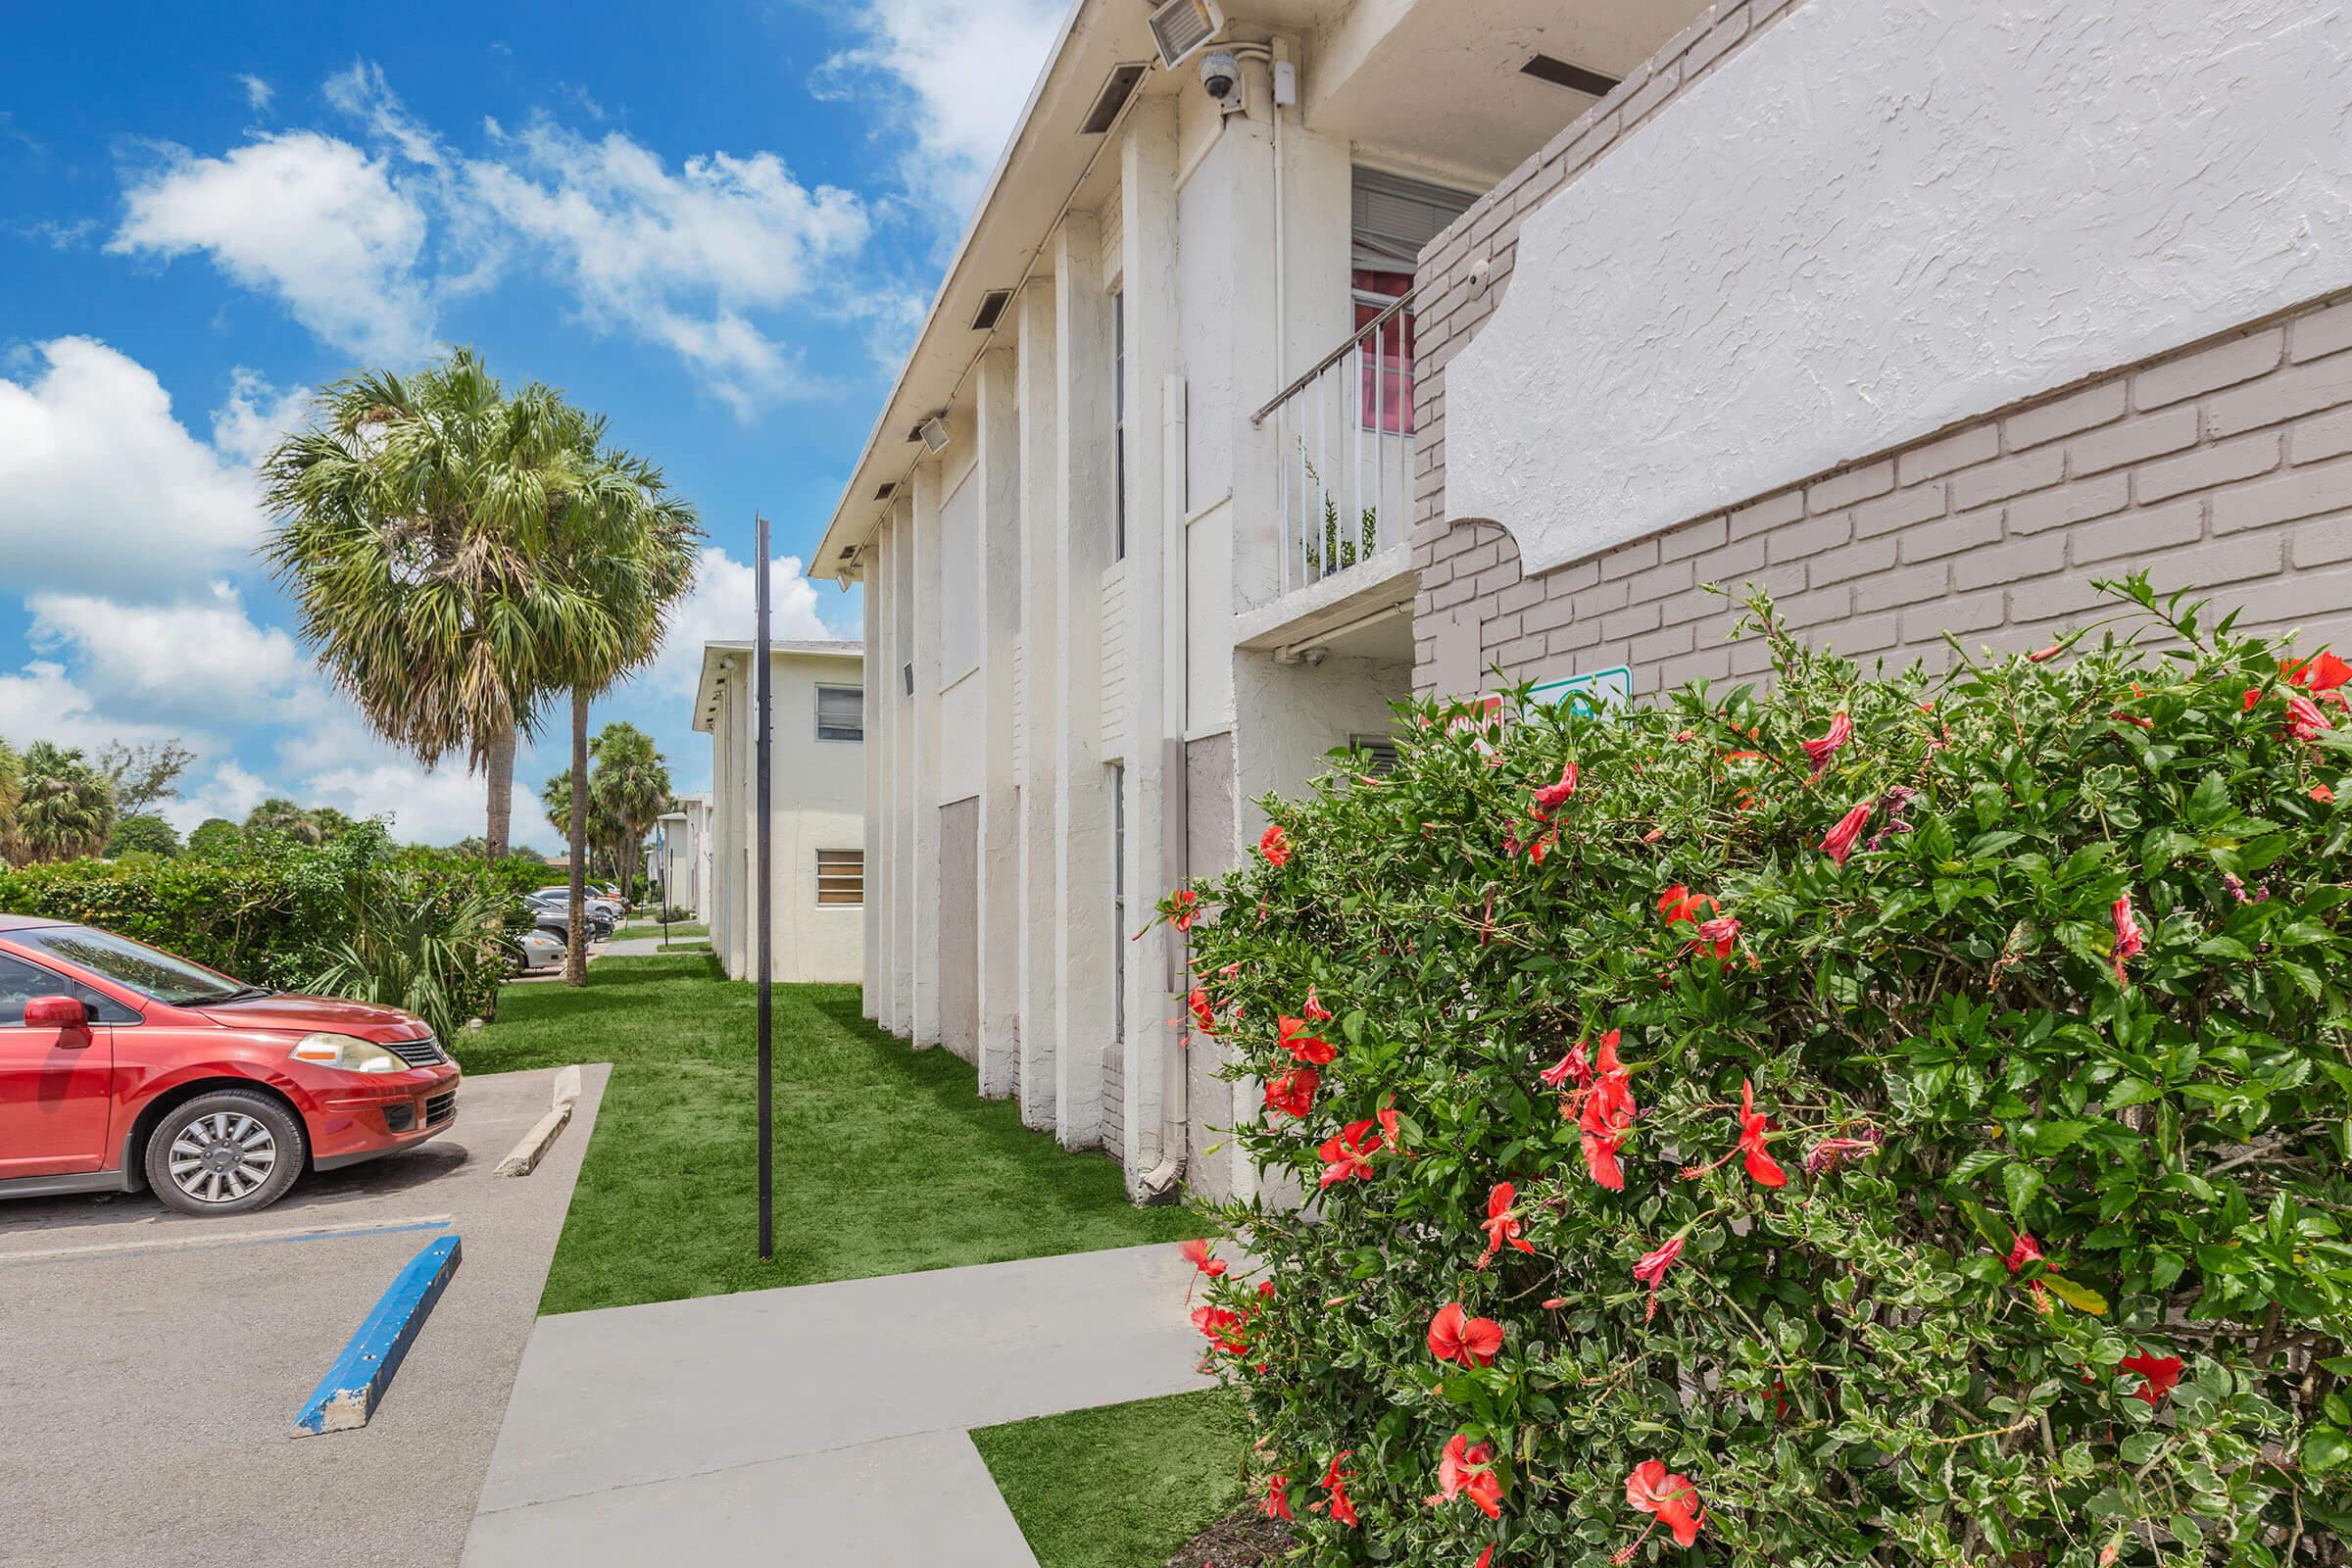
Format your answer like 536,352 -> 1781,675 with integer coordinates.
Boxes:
2244,688 -> 2263,710
1302,985 -> 1334,1022
2314,784 -> 2336,804
1264,1473 -> 1292,1520
2111,894 -> 2145,986
1377,1098 -> 1407,1157
1259,823 -> 1291,866
1169,888 -> 1200,931
1179,1238 -> 1227,1279
1576,1037 -> 1638,1190
1691,914 -> 1741,960
1278,1014 -> 1336,1065
1631,1236 -> 1684,1322
1532,761 -> 1579,813
2120,1348 -> 2184,1406
2288,693 -> 2333,742
2283,652 -> 2352,694
1474,1550 -> 1495,1568
1656,884 -> 1713,924
1187,987 -> 1216,1033
1801,710 -> 1853,777
1427,1301 -> 1505,1367
1193,1304 -> 1248,1354
1804,1131 -> 1883,1177
1264,1066 -> 1319,1118
1540,1041 -> 1589,1090
1429,1435 -> 1502,1519
1313,1451 -> 1358,1526
1317,1120 -> 1383,1188
1684,1080 -> 1787,1187
2026,643 -> 2064,663
2005,1230 -> 2043,1273
1820,801 -> 1872,866
1619,1460 -> 1705,1557
1478,1182 -> 1537,1267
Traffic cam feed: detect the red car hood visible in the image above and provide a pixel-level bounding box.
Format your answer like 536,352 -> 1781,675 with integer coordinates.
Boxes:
194,993 -> 434,1042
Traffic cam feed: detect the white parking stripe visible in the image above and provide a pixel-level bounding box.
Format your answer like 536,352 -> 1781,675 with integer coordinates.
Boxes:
0,1212 -> 455,1265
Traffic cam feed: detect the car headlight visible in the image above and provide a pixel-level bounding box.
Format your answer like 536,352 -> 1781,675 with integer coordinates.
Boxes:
289,1033 -> 404,1073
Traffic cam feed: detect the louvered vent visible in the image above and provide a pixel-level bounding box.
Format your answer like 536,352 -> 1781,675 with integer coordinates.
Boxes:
1147,0 -> 1223,70
1521,55 -> 1620,97
1081,64 -> 1147,134
969,290 -> 1011,331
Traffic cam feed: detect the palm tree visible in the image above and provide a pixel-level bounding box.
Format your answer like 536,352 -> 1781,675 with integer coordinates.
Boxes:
538,768 -> 624,878
0,737 -> 22,864
545,431 -> 700,985
589,723 -> 671,904
245,797 -> 328,845
18,742 -> 116,862
260,351 -> 605,860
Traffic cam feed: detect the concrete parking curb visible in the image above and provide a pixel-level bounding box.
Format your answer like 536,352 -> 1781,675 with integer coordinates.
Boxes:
494,1065 -> 584,1178
292,1234 -> 464,1437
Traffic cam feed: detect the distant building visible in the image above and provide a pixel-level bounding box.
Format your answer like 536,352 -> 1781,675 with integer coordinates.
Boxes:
692,641 -> 865,984
652,793 -> 712,917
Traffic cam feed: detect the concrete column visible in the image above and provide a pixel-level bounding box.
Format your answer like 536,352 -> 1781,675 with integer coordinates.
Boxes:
974,347 -> 1022,1098
862,530 -> 886,1020
1052,212 -> 1115,1152
1118,96 -> 1183,1187
890,492 -> 917,1036
1014,279 -> 1061,1131
910,465 -> 944,1049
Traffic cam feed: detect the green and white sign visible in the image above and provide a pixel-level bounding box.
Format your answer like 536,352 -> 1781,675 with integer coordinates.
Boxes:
1528,665 -> 1632,717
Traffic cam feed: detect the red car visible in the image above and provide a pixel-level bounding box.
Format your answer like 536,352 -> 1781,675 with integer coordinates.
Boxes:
0,915 -> 460,1216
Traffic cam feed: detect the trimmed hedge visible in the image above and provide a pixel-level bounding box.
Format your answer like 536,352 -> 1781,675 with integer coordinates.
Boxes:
1168,580 -> 2351,1567
0,826 -> 514,1038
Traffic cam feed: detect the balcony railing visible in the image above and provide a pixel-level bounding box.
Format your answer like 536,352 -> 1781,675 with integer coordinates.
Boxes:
1252,287 -> 1418,597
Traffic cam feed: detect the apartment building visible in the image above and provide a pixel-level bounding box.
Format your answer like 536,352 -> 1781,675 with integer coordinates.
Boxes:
812,0 -> 1710,1198
652,793 -> 712,918
693,640 -> 866,985
1412,0 -> 2352,703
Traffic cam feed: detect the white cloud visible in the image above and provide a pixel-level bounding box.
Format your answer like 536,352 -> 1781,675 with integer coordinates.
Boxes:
209,368 -> 313,466
236,74 -> 273,113
164,760 -> 271,832
25,584 -> 309,713
0,338 -> 269,593
638,545 -> 840,696
0,662 -> 198,758
467,117 -> 869,415
112,129 -> 435,360
817,0 -> 1065,220
298,756 -> 512,846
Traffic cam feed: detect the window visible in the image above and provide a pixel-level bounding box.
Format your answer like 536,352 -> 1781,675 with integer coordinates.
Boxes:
1112,288 -> 1127,560
816,849 -> 864,906
1350,169 -> 1476,435
816,684 -> 863,743
1109,763 -> 1126,1041
0,950 -> 138,1025
10,925 -> 237,1008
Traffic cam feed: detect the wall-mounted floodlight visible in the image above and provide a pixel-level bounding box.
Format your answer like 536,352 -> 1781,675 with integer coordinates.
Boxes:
1148,0 -> 1224,70
918,414 -> 952,454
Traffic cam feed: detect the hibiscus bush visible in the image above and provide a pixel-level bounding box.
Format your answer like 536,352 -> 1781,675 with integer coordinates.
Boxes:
1164,578 -> 2352,1567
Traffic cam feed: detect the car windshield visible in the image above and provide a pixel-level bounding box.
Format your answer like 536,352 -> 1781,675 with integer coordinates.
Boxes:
10,926 -> 257,1005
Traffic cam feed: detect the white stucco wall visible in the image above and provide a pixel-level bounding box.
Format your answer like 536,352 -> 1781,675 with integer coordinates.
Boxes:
1447,0 -> 2352,577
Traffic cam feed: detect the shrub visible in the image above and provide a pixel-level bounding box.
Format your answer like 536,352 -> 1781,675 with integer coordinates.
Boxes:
1167,579 -> 2351,1568
0,819 -> 513,1039
305,868 -> 509,1041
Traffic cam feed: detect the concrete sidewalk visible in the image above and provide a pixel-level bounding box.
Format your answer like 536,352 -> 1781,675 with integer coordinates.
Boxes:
463,1243 -> 1214,1565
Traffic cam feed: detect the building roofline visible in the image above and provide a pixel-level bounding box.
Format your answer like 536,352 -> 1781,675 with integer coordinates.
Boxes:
811,0 -> 1157,586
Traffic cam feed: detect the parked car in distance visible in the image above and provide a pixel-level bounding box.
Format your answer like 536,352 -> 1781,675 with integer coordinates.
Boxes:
530,886 -> 622,921
506,928 -> 565,973
0,915 -> 459,1216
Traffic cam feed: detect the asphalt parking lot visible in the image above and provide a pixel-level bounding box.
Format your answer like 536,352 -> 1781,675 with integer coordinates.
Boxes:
0,1060 -> 609,1568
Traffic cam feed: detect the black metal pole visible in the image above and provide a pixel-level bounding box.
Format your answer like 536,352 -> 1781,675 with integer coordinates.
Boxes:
755,514 -> 774,1261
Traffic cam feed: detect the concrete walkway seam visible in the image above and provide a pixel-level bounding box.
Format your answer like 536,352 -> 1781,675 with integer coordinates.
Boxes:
292,1234 -> 464,1437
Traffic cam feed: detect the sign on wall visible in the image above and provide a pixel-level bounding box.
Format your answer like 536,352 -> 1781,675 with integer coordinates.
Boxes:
1529,664 -> 1632,717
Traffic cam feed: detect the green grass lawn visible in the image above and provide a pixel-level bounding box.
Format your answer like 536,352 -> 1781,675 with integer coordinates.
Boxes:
972,1391 -> 1252,1568
459,952 -> 1197,1314
616,919 -> 707,939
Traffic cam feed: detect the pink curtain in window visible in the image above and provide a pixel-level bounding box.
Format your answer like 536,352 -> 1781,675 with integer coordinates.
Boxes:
1355,269 -> 1415,435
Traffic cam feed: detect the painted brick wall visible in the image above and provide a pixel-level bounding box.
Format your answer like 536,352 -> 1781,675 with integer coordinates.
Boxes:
1409,0 -> 2352,696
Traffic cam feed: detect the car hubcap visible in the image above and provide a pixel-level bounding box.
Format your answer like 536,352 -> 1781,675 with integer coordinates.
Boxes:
168,1111 -> 277,1203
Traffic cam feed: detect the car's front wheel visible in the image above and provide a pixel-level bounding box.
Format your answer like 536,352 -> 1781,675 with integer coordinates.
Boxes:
144,1090 -> 306,1216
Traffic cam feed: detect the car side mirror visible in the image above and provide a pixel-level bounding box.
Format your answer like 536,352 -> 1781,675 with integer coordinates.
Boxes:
24,994 -> 90,1029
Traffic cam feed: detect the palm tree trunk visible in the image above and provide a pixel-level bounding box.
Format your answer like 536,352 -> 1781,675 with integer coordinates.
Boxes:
565,688 -> 591,987
485,726 -> 516,861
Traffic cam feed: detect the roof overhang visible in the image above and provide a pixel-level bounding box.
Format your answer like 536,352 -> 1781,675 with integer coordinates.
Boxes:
812,0 -> 1164,587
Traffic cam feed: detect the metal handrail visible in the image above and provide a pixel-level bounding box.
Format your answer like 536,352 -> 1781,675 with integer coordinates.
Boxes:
1251,285 -> 1419,425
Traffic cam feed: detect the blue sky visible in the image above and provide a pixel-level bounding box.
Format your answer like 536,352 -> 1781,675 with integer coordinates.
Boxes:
0,0 -> 1061,850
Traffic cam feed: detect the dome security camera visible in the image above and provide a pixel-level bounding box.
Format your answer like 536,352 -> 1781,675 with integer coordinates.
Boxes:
1200,49 -> 1239,102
